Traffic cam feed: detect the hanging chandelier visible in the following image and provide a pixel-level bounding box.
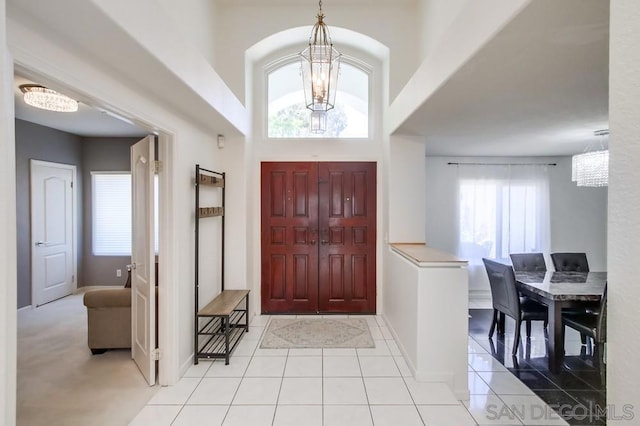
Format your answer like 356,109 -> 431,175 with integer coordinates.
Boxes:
19,84 -> 78,113
572,129 -> 609,187
300,0 -> 341,133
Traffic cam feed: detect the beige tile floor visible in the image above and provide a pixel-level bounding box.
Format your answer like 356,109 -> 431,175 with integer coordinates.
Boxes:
130,315 -> 568,426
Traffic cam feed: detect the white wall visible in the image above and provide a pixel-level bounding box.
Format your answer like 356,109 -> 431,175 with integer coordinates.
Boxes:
216,135 -> 248,293
424,156 -> 608,296
608,0 -> 640,420
417,0 -> 467,61
0,0 -> 18,422
548,157 -> 607,271
214,3 -> 419,104
384,250 -> 419,367
156,0 -> 218,68
388,136 -> 426,243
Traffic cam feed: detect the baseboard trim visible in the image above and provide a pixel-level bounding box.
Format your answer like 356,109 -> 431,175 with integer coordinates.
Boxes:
383,313 -> 469,401
181,355 -> 195,378
74,285 -> 123,293
380,313 -> 418,376
469,289 -> 491,302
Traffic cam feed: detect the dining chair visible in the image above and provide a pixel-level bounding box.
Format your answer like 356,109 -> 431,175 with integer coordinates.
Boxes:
551,252 -> 590,272
510,253 -> 547,272
483,258 -> 548,356
562,284 -> 607,378
549,252 -> 597,344
509,252 -> 551,329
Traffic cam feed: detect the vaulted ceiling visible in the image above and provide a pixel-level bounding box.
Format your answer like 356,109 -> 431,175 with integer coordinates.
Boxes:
393,0 -> 609,156
11,0 -> 609,157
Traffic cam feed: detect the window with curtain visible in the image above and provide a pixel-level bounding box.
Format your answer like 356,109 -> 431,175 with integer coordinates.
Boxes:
456,164 -> 551,289
92,172 -> 159,256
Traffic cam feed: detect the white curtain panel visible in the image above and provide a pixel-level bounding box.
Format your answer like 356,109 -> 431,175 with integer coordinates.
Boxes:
455,164 -> 551,292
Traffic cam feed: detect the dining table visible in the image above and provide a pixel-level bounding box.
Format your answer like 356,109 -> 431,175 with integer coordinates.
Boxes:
514,270 -> 607,373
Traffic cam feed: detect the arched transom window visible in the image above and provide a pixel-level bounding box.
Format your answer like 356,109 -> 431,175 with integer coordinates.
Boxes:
267,60 -> 369,138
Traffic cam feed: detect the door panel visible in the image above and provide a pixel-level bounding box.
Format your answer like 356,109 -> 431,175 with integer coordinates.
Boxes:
261,162 -> 319,313
318,162 -> 376,313
261,162 -> 376,314
131,135 -> 156,386
31,161 -> 75,307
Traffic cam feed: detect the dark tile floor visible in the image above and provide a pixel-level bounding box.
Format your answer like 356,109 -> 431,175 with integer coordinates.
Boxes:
469,309 -> 607,426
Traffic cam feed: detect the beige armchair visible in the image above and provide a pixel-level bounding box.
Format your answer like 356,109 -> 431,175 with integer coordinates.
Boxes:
83,288 -> 131,354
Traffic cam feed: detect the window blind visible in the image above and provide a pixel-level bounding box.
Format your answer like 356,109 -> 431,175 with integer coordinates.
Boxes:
92,173 -> 132,256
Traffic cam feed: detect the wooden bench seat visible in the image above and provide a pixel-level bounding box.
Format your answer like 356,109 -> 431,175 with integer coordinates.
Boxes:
195,289 -> 250,365
198,290 -> 250,317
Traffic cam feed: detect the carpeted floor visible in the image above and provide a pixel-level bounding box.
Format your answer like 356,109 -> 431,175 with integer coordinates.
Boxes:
260,317 -> 375,349
17,289 -> 157,426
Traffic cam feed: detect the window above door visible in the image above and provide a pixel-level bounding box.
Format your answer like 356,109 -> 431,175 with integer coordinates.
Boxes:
267,59 -> 370,139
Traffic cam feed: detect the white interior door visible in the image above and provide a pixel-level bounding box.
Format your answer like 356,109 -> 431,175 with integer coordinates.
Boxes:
30,160 -> 75,307
131,135 -> 156,386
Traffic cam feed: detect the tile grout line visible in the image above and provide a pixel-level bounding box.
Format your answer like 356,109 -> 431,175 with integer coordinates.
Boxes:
270,351 -> 287,426
224,316 -> 269,424
163,315 -> 498,425
155,313 -> 577,425
468,316 -> 578,425
169,360 -> 216,425
321,347 -> 324,426
355,327 -> 376,425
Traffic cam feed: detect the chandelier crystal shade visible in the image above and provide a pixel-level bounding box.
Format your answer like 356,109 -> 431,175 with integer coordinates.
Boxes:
20,84 -> 78,113
300,0 -> 341,115
571,130 -> 609,187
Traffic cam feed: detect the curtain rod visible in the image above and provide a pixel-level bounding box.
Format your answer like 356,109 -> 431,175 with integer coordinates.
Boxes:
447,162 -> 557,166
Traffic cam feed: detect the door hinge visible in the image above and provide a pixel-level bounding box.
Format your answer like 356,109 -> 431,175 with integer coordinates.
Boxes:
153,160 -> 162,173
153,348 -> 162,361
70,181 -> 74,188
72,275 -> 75,283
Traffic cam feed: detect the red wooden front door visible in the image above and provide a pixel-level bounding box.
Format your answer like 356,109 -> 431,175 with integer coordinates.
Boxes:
261,162 -> 319,313
261,162 -> 376,314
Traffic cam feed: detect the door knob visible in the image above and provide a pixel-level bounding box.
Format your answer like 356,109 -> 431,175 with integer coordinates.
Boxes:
35,241 -> 50,246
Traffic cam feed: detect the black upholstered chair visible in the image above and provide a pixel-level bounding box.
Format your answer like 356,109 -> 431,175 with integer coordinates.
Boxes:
550,252 -> 596,344
509,252 -> 550,325
551,252 -> 589,272
562,284 -> 607,374
510,253 -> 547,272
483,258 -> 548,356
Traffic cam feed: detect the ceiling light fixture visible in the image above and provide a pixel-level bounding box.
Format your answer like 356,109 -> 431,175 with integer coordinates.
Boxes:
310,110 -> 328,135
19,84 -> 79,113
572,129 -> 609,187
300,0 -> 341,134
